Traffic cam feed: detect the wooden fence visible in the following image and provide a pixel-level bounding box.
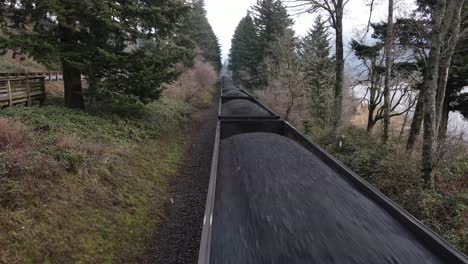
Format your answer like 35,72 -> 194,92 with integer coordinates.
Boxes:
0,77 -> 47,107
0,71 -> 63,82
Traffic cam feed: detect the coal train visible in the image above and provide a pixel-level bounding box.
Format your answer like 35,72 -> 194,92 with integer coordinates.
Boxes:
198,77 -> 468,264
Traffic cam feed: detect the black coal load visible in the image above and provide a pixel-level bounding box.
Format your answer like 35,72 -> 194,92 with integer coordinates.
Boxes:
212,132 -> 443,264
222,79 -> 240,91
222,99 -> 271,117
223,90 -> 249,97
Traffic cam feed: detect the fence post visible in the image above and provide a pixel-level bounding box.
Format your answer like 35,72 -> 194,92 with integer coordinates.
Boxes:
41,77 -> 46,105
26,77 -> 32,106
7,80 -> 12,106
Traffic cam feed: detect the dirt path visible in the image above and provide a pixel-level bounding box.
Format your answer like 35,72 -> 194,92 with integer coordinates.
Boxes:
142,91 -> 218,264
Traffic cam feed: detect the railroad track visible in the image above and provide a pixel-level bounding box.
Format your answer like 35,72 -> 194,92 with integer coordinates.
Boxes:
197,77 -> 468,263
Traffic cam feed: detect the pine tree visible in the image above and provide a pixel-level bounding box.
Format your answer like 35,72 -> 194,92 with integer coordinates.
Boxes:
229,14 -> 259,89
301,16 -> 335,127
252,0 -> 293,87
189,0 -> 222,71
0,0 -> 190,108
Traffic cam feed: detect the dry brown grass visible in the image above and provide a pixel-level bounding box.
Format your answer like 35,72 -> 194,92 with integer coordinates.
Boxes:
350,103 -> 411,138
0,118 -> 28,149
0,50 -> 48,73
46,81 -> 64,95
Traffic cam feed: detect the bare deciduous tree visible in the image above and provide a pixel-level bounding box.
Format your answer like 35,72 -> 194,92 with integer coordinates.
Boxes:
256,30 -> 307,123
421,0 -> 465,189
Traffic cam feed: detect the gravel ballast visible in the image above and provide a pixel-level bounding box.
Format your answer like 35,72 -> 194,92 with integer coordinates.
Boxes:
222,99 -> 272,117
142,90 -> 218,264
212,132 -> 444,264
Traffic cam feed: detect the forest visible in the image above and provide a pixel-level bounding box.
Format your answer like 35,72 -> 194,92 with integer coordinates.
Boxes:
229,0 -> 467,253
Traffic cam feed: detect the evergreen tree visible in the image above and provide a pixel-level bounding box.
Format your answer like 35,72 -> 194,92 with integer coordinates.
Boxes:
252,0 -> 293,87
188,0 -> 222,71
301,16 -> 335,126
0,0 -> 190,108
228,14 -> 259,89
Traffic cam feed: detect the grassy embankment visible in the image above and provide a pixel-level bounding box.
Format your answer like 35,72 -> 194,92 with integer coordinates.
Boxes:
0,84 -> 216,263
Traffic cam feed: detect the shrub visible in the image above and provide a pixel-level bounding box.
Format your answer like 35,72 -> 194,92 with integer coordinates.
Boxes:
0,118 -> 28,149
255,81 -> 308,125
88,95 -> 148,119
164,61 -> 217,106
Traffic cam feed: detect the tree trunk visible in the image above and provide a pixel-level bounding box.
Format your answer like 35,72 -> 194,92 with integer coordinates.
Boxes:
383,0 -> 394,144
406,91 -> 424,151
400,108 -> 411,140
438,95 -> 450,142
62,60 -> 84,109
367,119 -> 376,132
435,1 -> 463,136
333,1 -> 344,138
59,22 -> 85,109
367,104 -> 376,132
422,0 -> 447,190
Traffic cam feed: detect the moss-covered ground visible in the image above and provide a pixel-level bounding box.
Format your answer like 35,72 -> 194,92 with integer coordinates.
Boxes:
0,96 -> 198,263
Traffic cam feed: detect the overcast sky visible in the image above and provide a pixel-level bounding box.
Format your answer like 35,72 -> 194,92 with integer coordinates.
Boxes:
204,0 -> 416,61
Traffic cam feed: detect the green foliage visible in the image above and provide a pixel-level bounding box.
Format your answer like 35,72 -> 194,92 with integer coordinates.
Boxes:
0,98 -> 192,145
187,0 -> 222,71
0,178 -> 20,209
89,42 -> 190,103
229,14 -> 260,89
0,0 -> 192,104
251,0 -> 293,87
56,151 -> 84,173
326,128 -> 391,180
227,0 -> 292,89
419,191 -> 467,253
350,40 -> 385,60
253,0 -> 292,60
301,16 -> 335,126
448,37 -> 468,119
90,95 -> 147,119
